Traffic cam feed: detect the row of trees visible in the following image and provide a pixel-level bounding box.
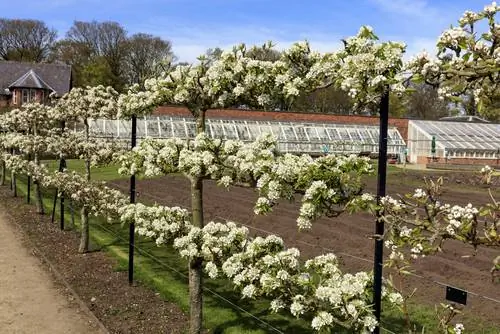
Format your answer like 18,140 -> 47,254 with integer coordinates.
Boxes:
0,4 -> 498,333
0,19 -> 174,91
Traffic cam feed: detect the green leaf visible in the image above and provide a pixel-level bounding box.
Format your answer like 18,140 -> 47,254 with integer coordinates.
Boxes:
477,99 -> 484,115
481,33 -> 492,41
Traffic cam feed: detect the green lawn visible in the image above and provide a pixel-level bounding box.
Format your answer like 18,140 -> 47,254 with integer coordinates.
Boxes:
42,159 -> 125,181
3,163 -> 499,334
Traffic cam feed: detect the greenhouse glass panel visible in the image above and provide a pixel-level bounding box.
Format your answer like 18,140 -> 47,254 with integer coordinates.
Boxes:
305,127 -> 320,141
186,122 -> 196,138
237,125 -> 252,140
223,123 -> 239,139
326,128 -> 340,140
172,122 -> 187,138
338,129 -> 351,141
210,123 -> 225,138
119,120 -> 130,137
315,127 -> 330,141
159,119 -> 173,137
146,119 -> 160,137
282,126 -> 297,141
295,127 -> 309,141
136,119 -> 146,138
349,129 -> 361,141
258,124 -> 274,136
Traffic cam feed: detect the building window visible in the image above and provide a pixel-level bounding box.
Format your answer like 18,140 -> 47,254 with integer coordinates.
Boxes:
21,89 -> 38,104
22,89 -> 29,103
12,91 -> 18,105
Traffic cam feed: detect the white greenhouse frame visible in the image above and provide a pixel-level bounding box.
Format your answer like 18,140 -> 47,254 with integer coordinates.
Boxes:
88,116 -> 407,156
407,120 -> 500,163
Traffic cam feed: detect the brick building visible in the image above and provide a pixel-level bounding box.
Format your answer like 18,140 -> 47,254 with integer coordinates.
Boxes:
0,61 -> 71,108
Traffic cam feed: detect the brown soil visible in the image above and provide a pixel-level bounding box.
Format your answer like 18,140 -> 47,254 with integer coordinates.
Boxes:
0,186 -> 187,334
109,170 -> 500,329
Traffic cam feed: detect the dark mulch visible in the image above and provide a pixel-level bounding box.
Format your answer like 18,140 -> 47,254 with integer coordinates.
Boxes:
0,186 -> 187,334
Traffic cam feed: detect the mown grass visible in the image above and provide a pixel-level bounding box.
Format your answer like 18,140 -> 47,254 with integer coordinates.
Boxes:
3,163 -> 499,333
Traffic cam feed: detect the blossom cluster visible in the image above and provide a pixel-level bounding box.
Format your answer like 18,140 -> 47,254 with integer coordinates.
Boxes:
0,152 -> 127,218
114,26 -> 408,118
52,85 -> 119,122
119,133 -> 373,229
407,2 -> 500,107
356,177 -> 499,270
0,103 -> 58,134
43,171 -> 128,217
119,202 -> 402,332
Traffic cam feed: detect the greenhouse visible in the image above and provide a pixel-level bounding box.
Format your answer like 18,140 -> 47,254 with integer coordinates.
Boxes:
407,120 -> 500,164
88,116 -> 407,156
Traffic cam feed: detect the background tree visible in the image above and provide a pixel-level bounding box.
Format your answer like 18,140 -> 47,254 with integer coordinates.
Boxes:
405,84 -> 452,120
0,18 -> 56,62
123,33 -> 175,87
59,21 -> 128,91
480,91 -> 500,122
293,86 -> 354,114
388,92 -> 408,118
205,47 -> 223,64
246,42 -> 281,61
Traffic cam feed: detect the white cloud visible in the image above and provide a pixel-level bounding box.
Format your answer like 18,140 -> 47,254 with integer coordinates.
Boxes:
369,0 -> 441,21
129,20 -> 344,62
405,37 -> 438,58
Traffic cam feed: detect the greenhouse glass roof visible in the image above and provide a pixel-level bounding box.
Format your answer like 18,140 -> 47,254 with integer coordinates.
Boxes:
88,116 -> 406,155
410,120 -> 500,152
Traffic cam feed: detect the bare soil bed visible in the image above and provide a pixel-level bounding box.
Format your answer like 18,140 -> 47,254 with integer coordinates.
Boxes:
0,186 -> 187,334
110,170 -> 500,328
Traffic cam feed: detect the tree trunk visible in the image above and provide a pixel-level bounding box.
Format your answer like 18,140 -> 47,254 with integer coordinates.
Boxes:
189,176 -> 204,334
34,178 -> 43,214
0,159 -> 5,186
79,206 -> 90,253
79,120 -> 91,253
188,108 -> 207,334
33,124 -> 44,214
12,171 -> 16,197
195,109 -> 206,134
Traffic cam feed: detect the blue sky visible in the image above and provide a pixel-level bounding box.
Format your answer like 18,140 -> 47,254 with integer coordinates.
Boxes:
0,0 -> 492,62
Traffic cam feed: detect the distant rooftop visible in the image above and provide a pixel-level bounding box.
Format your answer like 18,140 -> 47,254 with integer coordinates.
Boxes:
0,61 -> 71,97
9,69 -> 55,91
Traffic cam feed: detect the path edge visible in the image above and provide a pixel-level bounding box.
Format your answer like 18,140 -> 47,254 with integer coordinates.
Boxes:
1,208 -> 111,334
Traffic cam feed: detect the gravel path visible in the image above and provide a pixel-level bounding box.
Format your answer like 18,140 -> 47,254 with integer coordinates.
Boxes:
0,211 -> 105,334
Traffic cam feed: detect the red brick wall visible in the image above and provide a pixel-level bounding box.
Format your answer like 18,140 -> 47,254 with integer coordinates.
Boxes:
154,106 -> 410,141
0,95 -> 8,107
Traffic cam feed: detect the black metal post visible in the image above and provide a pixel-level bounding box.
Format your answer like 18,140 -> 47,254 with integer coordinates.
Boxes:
51,190 -> 58,223
128,114 -> 137,285
59,121 -> 66,230
51,121 -> 66,225
50,159 -> 65,223
27,131 -> 31,203
12,149 -> 17,197
372,89 -> 390,334
27,174 -> 31,204
60,159 -> 66,230
10,148 -> 13,190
